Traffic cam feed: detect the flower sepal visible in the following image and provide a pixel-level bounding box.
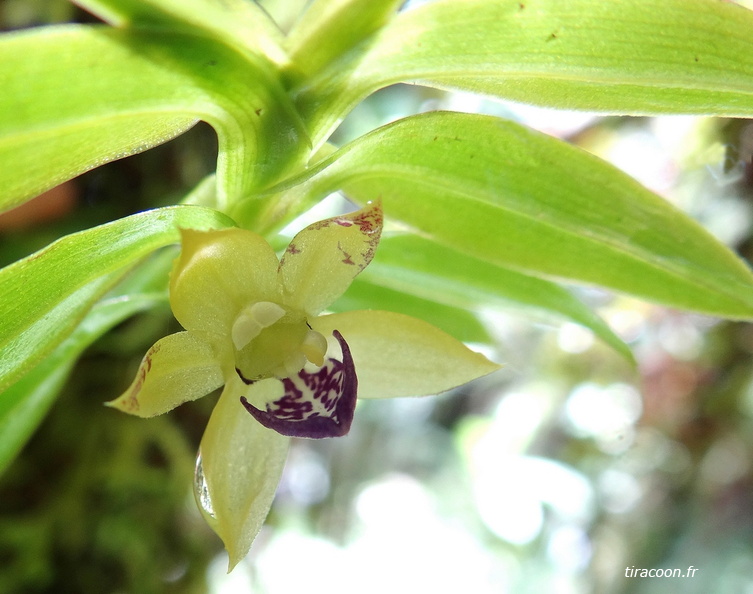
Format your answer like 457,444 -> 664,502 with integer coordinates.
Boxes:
106,331 -> 224,417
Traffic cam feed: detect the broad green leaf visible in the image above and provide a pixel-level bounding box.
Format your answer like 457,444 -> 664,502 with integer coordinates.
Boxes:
3,113 -> 197,215
0,293 -> 163,476
297,0 -> 753,143
0,25 -> 307,213
0,243 -> 180,476
231,141 -> 340,233
286,0 -> 403,78
1,271 -> 124,394
333,278 -> 493,345
0,205 -> 235,392
74,0 -> 288,65
360,234 -> 632,360
311,310 -> 500,399
292,112 -> 753,319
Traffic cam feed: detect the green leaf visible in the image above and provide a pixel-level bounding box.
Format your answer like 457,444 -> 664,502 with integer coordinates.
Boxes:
360,234 -> 632,360
0,292 -> 162,476
333,278 -> 493,345
297,0 -> 753,143
286,0 -> 403,78
0,25 -> 307,212
291,111 -> 753,319
0,242 -> 180,476
0,205 -> 235,392
2,113 -> 197,215
74,0 -> 288,65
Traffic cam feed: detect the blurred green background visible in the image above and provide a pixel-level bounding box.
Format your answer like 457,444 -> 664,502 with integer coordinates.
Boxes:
3,1 -> 753,592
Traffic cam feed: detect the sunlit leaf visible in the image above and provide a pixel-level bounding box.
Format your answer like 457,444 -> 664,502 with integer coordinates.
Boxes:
361,234 -> 632,360
74,0 -> 288,65
333,278 -> 493,344
292,112 -> 753,319
286,0 -> 403,78
297,0 -> 753,143
0,206 -> 234,392
0,292 -> 163,476
0,25 -> 307,213
0,243 -> 177,476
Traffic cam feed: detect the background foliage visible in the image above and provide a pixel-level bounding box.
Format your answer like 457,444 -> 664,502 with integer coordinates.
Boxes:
3,0 -> 753,592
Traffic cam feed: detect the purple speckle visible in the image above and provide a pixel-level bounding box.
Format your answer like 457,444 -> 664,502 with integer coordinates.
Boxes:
240,330 -> 357,438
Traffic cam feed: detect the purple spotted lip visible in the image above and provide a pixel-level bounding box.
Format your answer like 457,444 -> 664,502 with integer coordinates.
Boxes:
238,330 -> 357,438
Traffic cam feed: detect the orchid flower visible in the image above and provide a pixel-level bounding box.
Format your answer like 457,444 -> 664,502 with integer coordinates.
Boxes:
107,201 -> 499,568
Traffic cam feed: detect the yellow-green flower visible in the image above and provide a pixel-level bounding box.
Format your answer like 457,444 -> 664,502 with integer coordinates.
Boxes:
108,201 -> 499,568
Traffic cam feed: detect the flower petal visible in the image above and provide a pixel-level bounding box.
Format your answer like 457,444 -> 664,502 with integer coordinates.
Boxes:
279,201 -> 382,316
310,310 -> 500,398
239,330 -> 357,438
198,376 -> 289,571
106,331 -> 224,417
170,228 -> 280,336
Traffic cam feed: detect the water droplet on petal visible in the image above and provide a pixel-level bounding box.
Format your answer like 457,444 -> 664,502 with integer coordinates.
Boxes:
194,451 -> 216,519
